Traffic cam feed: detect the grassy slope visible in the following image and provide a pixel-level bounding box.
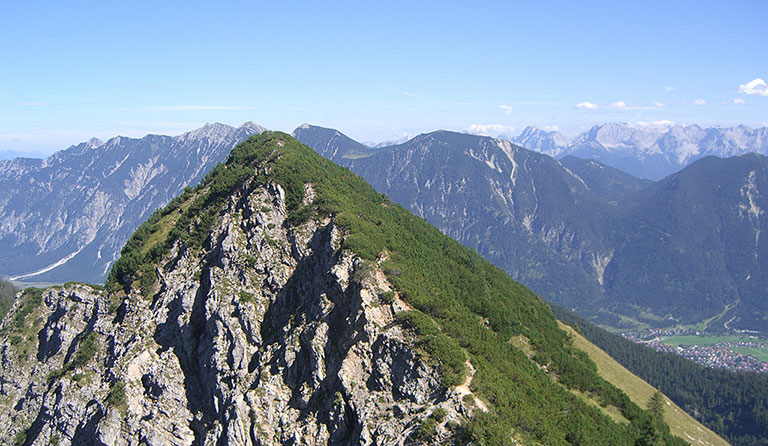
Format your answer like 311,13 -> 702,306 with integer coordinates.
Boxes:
561,322 -> 729,446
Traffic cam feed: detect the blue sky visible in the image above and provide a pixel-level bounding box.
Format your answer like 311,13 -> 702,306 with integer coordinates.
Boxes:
1,0 -> 767,154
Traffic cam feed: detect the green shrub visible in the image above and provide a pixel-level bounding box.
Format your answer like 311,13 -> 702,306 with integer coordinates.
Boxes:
239,291 -> 256,304
12,288 -> 43,330
106,380 -> 126,408
46,368 -> 65,385
13,430 -> 26,446
415,417 -> 437,440
71,332 -> 99,369
0,279 -> 18,321
431,407 -> 447,422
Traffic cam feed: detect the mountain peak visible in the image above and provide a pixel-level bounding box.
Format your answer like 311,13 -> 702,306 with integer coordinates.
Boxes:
511,125 -> 570,157
239,121 -> 267,132
86,137 -> 104,149
184,122 -> 234,138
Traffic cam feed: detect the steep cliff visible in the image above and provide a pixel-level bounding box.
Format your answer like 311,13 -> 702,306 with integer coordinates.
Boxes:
1,187 -> 460,445
0,133 -> 688,445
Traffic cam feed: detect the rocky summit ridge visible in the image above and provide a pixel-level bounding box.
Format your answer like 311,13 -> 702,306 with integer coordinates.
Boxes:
0,133 -> 686,445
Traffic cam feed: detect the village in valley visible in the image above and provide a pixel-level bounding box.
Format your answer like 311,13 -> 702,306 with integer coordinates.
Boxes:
623,329 -> 768,374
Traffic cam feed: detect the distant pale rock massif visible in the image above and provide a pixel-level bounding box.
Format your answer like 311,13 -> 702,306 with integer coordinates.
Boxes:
0,122 -> 264,284
506,123 -> 768,180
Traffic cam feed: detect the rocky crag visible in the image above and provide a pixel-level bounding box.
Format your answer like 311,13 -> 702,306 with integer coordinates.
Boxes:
1,181 -> 468,445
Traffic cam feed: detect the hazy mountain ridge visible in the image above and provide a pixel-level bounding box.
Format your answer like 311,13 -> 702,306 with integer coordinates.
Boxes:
508,123 -> 768,180
607,153 -> 768,331
0,122 -> 264,284
290,124 -> 375,161
559,156 -> 655,203
0,150 -> 48,161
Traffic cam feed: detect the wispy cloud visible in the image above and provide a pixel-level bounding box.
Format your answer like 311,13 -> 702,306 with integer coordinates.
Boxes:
665,86 -> 676,91
654,101 -> 667,108
733,97 -> 746,104
694,98 -> 707,105
376,83 -> 420,98
738,78 -> 768,96
610,101 -> 627,108
467,124 -> 515,136
498,105 -> 513,115
576,101 -> 598,109
147,105 -> 249,111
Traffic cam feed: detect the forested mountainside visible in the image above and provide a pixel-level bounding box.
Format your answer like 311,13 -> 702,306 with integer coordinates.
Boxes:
554,306 -> 768,446
559,155 -> 654,203
0,122 -> 263,284
0,133 -> 687,445
295,125 -> 768,334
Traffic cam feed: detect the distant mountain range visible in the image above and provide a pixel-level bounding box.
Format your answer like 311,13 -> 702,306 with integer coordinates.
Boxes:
0,150 -> 47,161
295,125 -> 768,334
506,123 -> 768,180
0,122 -> 264,283
4,121 -> 768,334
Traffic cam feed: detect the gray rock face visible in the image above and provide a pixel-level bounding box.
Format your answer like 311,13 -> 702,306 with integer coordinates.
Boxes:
0,180 -> 471,445
0,122 -> 265,284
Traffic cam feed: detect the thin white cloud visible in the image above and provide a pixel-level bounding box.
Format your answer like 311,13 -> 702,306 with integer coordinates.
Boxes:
540,125 -> 560,132
694,98 -> 707,105
738,78 -> 768,96
377,83 -> 419,98
610,101 -> 627,108
498,105 -> 513,115
147,105 -> 248,111
468,124 -> 515,136
654,101 -> 667,108
733,97 -> 746,104
665,86 -> 676,91
576,101 -> 598,109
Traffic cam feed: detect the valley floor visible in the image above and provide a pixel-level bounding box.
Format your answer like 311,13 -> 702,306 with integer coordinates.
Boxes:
623,330 -> 768,373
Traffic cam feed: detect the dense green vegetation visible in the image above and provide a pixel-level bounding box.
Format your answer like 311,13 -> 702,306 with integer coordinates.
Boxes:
554,305 -> 768,446
108,132 -> 688,445
0,287 -> 43,364
0,279 -> 17,321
